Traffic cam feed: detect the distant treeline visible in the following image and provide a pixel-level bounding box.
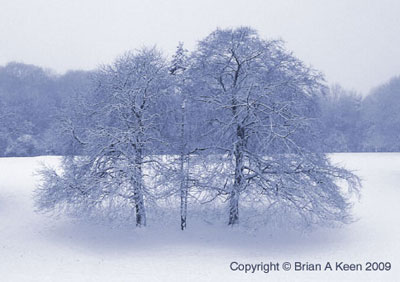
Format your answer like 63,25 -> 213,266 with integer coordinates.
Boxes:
0,61 -> 399,156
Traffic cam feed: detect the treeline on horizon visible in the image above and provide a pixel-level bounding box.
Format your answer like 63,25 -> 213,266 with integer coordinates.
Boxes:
0,60 -> 399,157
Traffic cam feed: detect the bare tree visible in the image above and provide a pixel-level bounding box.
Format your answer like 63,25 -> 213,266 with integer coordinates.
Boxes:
189,27 -> 360,226
35,28 -> 361,230
35,48 -> 169,227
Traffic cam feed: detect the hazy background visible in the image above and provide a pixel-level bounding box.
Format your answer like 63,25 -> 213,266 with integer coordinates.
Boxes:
0,0 -> 399,95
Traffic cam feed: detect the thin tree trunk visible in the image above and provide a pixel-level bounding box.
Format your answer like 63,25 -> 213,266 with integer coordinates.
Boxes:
179,99 -> 188,230
180,164 -> 188,230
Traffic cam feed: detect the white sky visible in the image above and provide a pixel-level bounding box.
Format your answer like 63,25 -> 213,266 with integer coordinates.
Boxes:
0,0 -> 399,95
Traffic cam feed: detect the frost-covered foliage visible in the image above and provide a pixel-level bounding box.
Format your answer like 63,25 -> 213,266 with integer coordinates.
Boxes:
187,27 -> 360,226
35,27 -> 361,230
36,48 -> 170,227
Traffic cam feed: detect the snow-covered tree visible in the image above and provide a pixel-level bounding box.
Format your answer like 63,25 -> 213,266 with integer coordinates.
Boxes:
0,98 -> 12,155
169,43 -> 191,230
35,48 -> 169,227
35,28 -> 361,230
189,27 -> 360,226
317,85 -> 363,152
361,76 -> 400,151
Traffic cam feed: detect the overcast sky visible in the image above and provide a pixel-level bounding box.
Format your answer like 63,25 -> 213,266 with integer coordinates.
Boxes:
0,0 -> 399,95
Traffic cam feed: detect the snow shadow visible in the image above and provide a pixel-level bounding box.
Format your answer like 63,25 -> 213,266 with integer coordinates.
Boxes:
43,216 -> 353,257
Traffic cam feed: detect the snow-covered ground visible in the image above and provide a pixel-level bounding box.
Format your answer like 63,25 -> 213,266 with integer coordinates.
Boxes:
0,154 -> 399,281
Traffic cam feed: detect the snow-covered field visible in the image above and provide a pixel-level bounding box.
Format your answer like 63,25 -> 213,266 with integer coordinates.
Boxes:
0,154 -> 399,281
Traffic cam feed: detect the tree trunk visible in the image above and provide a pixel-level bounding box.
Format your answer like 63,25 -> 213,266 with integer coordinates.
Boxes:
180,176 -> 188,230
179,99 -> 188,230
228,125 -> 245,226
228,188 -> 239,225
133,149 -> 146,227
134,186 -> 146,227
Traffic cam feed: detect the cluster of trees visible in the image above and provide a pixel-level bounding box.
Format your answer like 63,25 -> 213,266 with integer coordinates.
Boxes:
0,62 -> 92,156
318,77 -> 400,152
34,27 -> 360,230
362,77 -> 400,151
2,63 -> 400,158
